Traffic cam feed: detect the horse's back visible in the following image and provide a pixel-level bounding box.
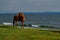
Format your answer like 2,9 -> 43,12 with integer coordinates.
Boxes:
18,13 -> 25,21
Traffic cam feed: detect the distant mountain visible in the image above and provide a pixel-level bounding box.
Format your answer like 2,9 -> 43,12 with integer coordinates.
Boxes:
23,12 -> 60,14
0,12 -> 60,14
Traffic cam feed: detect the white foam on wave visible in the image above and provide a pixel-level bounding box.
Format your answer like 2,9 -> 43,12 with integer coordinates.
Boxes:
32,25 -> 39,27
2,22 -> 40,27
3,22 -> 13,25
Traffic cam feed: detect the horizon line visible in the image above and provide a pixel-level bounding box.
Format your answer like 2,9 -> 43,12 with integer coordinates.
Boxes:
0,11 -> 60,13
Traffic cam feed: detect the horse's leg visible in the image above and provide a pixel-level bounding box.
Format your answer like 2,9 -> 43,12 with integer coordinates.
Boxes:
21,21 -> 24,29
16,21 -> 18,28
13,20 -> 15,28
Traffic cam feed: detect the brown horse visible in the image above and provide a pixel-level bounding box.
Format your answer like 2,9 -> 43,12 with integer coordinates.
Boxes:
13,12 -> 25,28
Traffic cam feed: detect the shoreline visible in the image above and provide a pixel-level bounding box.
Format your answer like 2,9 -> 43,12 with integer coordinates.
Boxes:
0,23 -> 60,31
17,26 -> 60,31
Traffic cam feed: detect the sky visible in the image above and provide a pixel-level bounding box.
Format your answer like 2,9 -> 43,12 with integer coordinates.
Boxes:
0,0 -> 60,13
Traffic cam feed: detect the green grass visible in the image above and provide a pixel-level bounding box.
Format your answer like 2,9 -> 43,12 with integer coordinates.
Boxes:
0,26 -> 60,40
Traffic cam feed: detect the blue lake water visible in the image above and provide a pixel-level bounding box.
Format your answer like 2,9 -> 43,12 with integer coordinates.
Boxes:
0,12 -> 60,27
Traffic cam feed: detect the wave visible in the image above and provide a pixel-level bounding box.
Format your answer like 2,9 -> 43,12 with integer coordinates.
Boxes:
2,22 -> 60,29
32,25 -> 40,27
3,22 -> 13,25
2,22 -> 39,27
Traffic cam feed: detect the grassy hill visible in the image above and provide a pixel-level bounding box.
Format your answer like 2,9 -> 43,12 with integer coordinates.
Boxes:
0,26 -> 60,40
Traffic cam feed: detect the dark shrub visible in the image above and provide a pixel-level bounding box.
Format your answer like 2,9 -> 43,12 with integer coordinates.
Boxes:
0,25 -> 9,28
28,24 -> 32,27
40,25 -> 54,28
40,25 -> 49,28
24,24 -> 27,27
